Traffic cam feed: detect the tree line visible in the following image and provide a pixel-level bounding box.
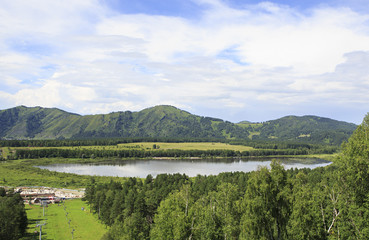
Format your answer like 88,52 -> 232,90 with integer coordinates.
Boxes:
0,138 -> 223,148
82,114 -> 369,239
13,148 -> 315,160
0,138 -> 341,150
84,163 -> 343,239
229,140 -> 338,151
0,188 -> 28,240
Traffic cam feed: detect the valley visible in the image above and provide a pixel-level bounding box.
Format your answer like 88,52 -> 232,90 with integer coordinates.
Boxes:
0,106 -> 366,240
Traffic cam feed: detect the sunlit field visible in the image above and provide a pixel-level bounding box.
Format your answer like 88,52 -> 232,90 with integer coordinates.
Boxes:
1,142 -> 254,156
24,199 -> 107,240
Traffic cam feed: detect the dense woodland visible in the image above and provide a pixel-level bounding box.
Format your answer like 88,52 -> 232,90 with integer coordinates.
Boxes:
0,105 -> 356,144
85,165 -> 328,240
0,189 -> 27,240
247,115 -> 356,145
11,147 -> 333,160
0,138 -> 339,150
82,114 -> 369,239
0,139 -> 337,161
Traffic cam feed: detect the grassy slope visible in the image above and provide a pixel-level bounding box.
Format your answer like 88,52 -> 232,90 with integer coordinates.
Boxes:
1,106 -> 81,139
24,199 -> 107,240
0,105 -> 357,144
237,122 -> 263,139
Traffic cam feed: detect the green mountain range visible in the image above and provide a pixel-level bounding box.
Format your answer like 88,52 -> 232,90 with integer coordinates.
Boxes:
0,105 -> 357,144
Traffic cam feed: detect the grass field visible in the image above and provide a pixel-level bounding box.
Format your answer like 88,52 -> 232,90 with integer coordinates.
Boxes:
1,142 -> 255,157
0,157 -> 127,188
118,142 -> 255,151
24,199 -> 107,240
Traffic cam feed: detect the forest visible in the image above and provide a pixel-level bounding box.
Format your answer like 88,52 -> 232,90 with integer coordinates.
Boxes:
0,105 -> 356,144
82,114 -> 369,239
11,147 -> 329,160
1,138 -> 337,161
0,189 -> 27,240
0,114 -> 367,239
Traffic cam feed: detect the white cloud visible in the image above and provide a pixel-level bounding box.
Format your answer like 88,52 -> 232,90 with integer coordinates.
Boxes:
10,80 -> 97,110
1,0 -> 369,123
14,81 -> 62,108
93,2 -> 369,75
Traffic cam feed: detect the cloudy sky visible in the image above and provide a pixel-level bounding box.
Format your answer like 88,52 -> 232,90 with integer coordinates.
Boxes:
1,0 -> 369,124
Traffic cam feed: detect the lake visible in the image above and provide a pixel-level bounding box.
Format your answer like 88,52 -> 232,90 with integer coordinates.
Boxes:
36,158 -> 331,178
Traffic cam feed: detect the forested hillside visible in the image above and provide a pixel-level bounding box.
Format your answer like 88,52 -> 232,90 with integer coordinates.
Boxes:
0,105 -> 249,140
83,114 -> 369,239
238,115 -> 357,145
0,105 -> 356,144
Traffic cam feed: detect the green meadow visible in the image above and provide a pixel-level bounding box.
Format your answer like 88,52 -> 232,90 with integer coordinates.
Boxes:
2,142 -> 255,156
119,141 -> 255,151
0,158 -> 127,188
24,199 -> 107,240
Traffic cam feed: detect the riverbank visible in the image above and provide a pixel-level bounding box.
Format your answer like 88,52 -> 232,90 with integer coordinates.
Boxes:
0,155 -> 335,189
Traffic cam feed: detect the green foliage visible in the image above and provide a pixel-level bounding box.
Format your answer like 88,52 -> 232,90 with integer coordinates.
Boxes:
241,115 -> 356,144
0,106 -> 356,145
86,165 -> 340,240
206,183 -> 240,239
0,105 -> 248,140
240,160 -> 291,240
151,186 -> 192,240
2,112 -> 369,239
84,174 -> 190,239
0,192 -> 27,240
13,147 -> 316,159
83,139 -> 369,240
287,172 -> 327,239
333,113 -> 369,239
0,158 -> 129,188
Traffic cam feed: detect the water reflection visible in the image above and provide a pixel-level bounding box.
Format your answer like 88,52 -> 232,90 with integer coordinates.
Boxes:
36,158 -> 331,178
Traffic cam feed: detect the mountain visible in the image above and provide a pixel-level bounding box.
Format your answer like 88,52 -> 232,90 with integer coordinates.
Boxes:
0,105 -> 358,144
236,115 -> 357,145
0,105 -> 249,140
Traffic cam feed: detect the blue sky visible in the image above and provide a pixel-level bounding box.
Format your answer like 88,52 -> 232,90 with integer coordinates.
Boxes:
102,0 -> 369,16
1,0 -> 369,124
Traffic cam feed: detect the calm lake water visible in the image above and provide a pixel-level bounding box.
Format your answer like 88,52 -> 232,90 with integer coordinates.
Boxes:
36,158 -> 331,178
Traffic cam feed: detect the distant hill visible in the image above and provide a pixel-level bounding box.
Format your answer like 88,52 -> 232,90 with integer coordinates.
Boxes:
0,105 -> 357,145
236,115 -> 357,145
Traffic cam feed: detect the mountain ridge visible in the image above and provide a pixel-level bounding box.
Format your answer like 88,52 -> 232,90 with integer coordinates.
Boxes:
0,105 -> 357,144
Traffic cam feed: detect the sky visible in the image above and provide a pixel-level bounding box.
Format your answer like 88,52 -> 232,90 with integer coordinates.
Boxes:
1,0 -> 369,124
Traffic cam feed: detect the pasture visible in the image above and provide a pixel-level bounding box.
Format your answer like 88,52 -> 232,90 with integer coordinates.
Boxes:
1,142 -> 255,156
24,199 -> 107,240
